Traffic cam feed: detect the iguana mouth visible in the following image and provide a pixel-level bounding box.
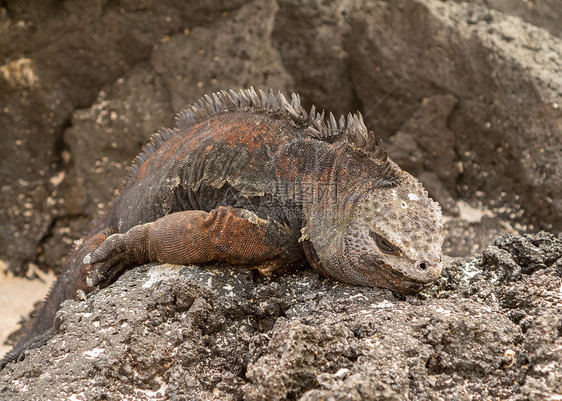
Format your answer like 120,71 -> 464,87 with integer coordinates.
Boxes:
354,254 -> 432,294
373,265 -> 433,294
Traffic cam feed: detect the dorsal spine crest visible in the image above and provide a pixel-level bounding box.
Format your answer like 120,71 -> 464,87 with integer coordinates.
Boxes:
134,87 -> 392,176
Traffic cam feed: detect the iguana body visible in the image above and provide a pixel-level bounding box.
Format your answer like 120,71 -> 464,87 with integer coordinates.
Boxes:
1,88 -> 443,370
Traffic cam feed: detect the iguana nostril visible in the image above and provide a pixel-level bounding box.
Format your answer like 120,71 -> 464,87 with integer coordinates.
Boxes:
419,261 -> 427,270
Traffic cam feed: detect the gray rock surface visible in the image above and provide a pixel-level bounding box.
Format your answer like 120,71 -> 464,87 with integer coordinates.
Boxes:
456,0 -> 562,38
0,1 -> 185,274
1,0 -> 560,274
1,232 -> 561,400
346,0 -> 562,233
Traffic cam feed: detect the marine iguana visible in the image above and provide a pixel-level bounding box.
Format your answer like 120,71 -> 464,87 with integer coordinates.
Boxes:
0,88 -> 443,370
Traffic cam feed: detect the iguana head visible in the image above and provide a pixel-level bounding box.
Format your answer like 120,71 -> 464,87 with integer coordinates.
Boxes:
343,172 -> 443,293
306,170 -> 443,294
302,110 -> 443,294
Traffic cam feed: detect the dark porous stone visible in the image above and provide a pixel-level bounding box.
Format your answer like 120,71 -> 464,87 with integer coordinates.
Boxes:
1,233 -> 561,400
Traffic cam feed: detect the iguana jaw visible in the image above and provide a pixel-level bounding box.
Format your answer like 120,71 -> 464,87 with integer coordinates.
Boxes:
352,252 -> 442,294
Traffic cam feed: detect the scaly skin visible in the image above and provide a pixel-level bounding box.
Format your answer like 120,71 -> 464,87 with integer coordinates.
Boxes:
1,88 -> 443,371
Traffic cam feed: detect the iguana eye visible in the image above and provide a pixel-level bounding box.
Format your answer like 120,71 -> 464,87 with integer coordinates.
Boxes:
369,231 -> 399,255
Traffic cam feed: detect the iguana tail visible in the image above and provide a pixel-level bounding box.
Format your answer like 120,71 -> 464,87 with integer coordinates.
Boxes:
0,227 -> 114,371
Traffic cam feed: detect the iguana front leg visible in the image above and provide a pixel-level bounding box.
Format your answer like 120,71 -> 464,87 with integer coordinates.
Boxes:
84,206 -> 305,286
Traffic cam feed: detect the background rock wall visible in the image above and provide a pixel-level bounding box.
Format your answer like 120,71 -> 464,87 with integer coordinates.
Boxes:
1,0 -> 560,275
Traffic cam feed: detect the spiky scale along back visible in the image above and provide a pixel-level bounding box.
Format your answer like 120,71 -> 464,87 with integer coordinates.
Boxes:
130,87 -> 395,183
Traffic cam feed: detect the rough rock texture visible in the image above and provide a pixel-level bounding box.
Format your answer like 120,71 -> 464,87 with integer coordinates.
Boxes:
0,1 -> 183,274
346,0 -> 561,233
0,232 -> 561,400
1,0 -> 560,275
456,0 -> 562,38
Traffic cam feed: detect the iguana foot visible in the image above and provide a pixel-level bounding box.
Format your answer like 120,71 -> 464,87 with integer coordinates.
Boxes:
83,224 -> 152,287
